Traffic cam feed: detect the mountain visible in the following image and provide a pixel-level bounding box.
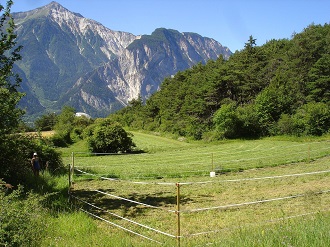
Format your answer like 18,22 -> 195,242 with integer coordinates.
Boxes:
13,1 -> 232,118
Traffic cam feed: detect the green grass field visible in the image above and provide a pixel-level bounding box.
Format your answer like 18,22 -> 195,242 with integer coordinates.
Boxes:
57,132 -> 330,246
63,132 -> 330,179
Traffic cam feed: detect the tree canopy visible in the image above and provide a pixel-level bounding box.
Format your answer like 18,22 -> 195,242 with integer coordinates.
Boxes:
0,1 -> 64,184
84,118 -> 136,153
111,24 -> 330,139
0,0 -> 23,137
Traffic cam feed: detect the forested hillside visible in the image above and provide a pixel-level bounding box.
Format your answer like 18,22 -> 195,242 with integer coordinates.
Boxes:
111,24 -> 330,139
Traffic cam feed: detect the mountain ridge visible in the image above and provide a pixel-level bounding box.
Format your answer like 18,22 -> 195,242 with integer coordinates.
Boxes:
13,1 -> 232,119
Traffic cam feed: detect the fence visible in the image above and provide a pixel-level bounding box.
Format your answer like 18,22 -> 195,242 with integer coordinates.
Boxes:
67,141 -> 330,180
68,151 -> 330,246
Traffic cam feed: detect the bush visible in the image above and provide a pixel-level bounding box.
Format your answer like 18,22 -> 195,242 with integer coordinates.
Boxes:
276,102 -> 330,136
213,103 -> 240,139
236,104 -> 261,138
0,134 -> 64,185
49,133 -> 69,147
304,102 -> 330,135
0,185 -> 48,246
291,102 -> 330,136
277,114 -> 295,135
85,119 -> 136,153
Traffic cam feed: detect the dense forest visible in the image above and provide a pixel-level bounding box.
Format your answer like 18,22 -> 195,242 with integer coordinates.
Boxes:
111,24 -> 330,140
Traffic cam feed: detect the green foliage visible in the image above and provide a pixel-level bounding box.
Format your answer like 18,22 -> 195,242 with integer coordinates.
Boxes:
213,102 -> 239,139
0,185 -> 48,246
254,88 -> 282,135
113,23 -> 330,139
84,119 -> 136,153
293,102 -> 330,136
307,53 -> 330,103
71,114 -> 94,141
0,0 -> 24,137
0,133 -> 64,184
34,112 -> 58,131
0,1 -> 64,185
236,104 -> 261,138
277,102 -> 330,136
49,107 -> 94,147
51,106 -> 76,146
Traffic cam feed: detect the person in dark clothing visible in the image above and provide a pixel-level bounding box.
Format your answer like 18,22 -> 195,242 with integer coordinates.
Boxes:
31,152 -> 41,176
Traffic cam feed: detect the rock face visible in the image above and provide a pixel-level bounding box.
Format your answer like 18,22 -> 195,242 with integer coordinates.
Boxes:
13,1 -> 232,118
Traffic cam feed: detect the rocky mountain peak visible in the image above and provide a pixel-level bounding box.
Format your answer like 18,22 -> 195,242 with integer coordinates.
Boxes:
45,1 -> 68,11
13,3 -> 232,119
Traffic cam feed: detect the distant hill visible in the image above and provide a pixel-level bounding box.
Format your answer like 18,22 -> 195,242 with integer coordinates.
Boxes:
13,1 -> 232,119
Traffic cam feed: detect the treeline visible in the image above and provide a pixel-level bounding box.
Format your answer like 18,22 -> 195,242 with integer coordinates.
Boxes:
110,24 -> 330,140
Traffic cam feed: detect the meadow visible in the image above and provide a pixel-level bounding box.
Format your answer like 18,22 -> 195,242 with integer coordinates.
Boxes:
56,132 -> 330,246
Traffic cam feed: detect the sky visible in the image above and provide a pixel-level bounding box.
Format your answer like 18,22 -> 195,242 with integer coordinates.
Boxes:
9,0 -> 330,52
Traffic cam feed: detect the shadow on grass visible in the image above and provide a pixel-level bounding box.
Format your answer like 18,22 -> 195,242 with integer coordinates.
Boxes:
72,189 -> 193,217
87,149 -> 147,156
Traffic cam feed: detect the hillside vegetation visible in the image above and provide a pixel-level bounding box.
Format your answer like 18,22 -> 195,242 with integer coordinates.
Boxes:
112,24 -> 330,140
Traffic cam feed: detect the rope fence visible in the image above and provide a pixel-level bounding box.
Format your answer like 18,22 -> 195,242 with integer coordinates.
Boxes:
80,208 -> 164,245
69,141 -> 330,181
71,195 -> 176,239
74,166 -> 330,186
70,142 -> 330,163
69,161 -> 330,246
182,189 -> 330,213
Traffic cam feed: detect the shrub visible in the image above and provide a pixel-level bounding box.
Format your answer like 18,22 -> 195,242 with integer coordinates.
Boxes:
85,119 -> 136,153
213,103 -> 240,139
50,133 -> 69,147
236,104 -> 261,138
277,114 -> 295,135
304,102 -> 330,135
291,102 -> 330,136
0,134 -> 64,185
0,184 -> 47,246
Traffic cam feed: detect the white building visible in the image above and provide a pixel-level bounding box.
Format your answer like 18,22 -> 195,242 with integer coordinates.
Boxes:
75,112 -> 92,119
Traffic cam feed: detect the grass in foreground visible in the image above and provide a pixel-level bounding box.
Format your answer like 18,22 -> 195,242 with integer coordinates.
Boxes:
44,133 -> 330,246
70,156 -> 330,246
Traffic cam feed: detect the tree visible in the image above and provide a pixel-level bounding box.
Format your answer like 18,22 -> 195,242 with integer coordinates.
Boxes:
292,102 -> 330,136
0,1 -> 64,185
213,102 -> 240,139
110,24 -> 330,139
85,119 -> 136,153
244,35 -> 257,53
52,106 -> 75,145
34,112 -> 58,131
307,54 -> 330,103
0,0 -> 24,137
0,0 -> 26,183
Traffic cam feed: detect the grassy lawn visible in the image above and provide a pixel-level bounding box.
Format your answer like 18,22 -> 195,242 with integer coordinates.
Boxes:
61,131 -> 330,179
51,132 -> 330,246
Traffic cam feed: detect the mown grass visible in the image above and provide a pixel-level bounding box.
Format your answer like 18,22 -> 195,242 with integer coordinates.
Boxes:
61,131 -> 330,179
49,132 -> 330,246
69,157 -> 330,246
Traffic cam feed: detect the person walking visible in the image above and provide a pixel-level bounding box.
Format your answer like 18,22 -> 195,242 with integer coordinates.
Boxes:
31,152 -> 41,176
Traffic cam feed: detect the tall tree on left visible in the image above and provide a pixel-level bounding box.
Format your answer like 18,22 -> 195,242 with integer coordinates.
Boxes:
0,1 -> 27,183
0,0 -> 24,137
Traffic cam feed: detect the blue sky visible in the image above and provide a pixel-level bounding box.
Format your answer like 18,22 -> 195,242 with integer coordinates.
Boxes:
10,0 -> 330,52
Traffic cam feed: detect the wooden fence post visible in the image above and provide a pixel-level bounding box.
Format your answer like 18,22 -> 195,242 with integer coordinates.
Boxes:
176,182 -> 181,247
68,164 -> 71,194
